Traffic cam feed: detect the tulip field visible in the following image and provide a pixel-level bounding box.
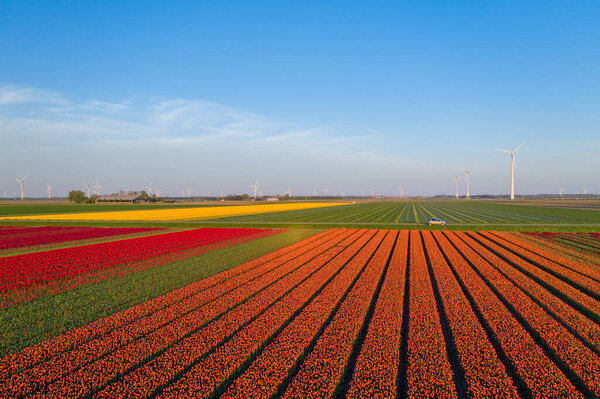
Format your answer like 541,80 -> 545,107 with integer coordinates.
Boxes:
2,226 -> 600,398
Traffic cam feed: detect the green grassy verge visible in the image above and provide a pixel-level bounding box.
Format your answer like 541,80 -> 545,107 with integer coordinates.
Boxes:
0,229 -> 318,356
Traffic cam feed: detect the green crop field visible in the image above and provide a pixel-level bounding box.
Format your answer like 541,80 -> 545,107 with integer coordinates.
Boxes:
205,200 -> 600,227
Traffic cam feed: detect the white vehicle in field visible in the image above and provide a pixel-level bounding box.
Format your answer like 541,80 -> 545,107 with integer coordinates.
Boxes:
427,218 -> 447,226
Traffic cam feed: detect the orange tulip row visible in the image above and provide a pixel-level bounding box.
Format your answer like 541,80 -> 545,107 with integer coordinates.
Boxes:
280,230 -> 395,398
478,235 -> 600,351
405,230 -> 457,398
444,231 -> 582,398
471,232 -> 600,319
0,228 -> 339,381
0,229 -> 350,397
158,230 -> 383,398
92,229 -> 367,399
486,231 -> 600,291
459,232 -> 600,396
345,230 -> 408,399
220,230 -> 383,399
424,231 -> 520,398
32,229 -> 356,399
510,232 -> 600,276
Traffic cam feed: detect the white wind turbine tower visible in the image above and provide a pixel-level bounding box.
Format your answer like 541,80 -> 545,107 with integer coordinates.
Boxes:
583,187 -> 589,195
145,182 -> 153,196
361,187 -> 365,199
371,189 -> 375,197
322,185 -> 329,197
340,188 -> 344,198
185,187 -> 192,198
93,178 -> 103,196
396,186 -> 404,198
249,180 -> 259,200
285,186 -> 294,197
453,175 -> 463,199
86,183 -> 91,199
154,188 -> 161,197
496,141 -> 526,200
558,187 -> 565,198
464,170 -> 471,199
15,176 -> 27,200
312,188 -> 317,196
46,183 -> 54,199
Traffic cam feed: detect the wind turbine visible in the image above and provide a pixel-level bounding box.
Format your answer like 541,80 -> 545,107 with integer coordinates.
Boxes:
207,191 -> 211,197
583,187 -> 589,195
370,189 -> 375,197
93,177 -> 103,196
185,187 -> 192,198
86,183 -> 91,199
453,176 -> 463,199
145,182 -> 153,196
46,183 -> 54,199
340,188 -> 344,198
154,188 -> 161,197
312,188 -> 317,197
361,187 -> 365,199
558,187 -> 565,198
15,176 -> 27,200
285,186 -> 294,197
464,170 -> 471,199
220,188 -> 224,198
249,180 -> 259,200
497,141 -> 526,200
322,185 -> 329,197
396,186 -> 404,198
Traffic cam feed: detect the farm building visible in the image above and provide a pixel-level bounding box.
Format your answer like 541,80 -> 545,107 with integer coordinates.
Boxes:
96,193 -> 149,203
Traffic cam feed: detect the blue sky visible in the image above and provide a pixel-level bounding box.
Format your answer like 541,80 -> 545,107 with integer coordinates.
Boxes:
1,1 -> 599,197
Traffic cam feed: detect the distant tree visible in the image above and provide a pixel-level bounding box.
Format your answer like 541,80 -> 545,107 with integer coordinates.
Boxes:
68,190 -> 86,204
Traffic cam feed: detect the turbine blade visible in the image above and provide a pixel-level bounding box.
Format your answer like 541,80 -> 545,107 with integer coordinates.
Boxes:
513,141 -> 526,152
496,149 -> 511,153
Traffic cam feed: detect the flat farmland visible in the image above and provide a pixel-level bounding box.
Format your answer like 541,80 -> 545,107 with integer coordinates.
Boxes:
2,200 -> 600,231
1,227 -> 600,397
205,200 -> 600,229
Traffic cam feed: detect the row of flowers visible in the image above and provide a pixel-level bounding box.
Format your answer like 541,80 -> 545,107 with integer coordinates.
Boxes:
459,231 -> 600,396
445,231 -> 581,397
0,228 -> 336,381
425,231 -> 520,398
1,229 -> 352,398
92,230 -> 357,399
0,226 -> 161,250
0,228 -> 265,292
156,230 -> 374,398
219,230 -> 378,399
346,230 -> 407,398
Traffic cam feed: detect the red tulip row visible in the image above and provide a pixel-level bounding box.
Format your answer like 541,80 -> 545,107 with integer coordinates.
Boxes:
459,232 -> 600,396
0,226 -> 66,236
345,230 -> 408,399
1,228 -> 281,308
0,227 -> 266,292
0,228 -> 341,381
489,232 -> 600,284
405,230 -> 457,398
0,226 -> 161,249
424,231 -> 520,398
443,231 -> 581,397
156,229 -> 379,398
220,230 -> 381,399
88,229 -> 363,399
470,232 -> 600,319
19,228 -> 350,397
